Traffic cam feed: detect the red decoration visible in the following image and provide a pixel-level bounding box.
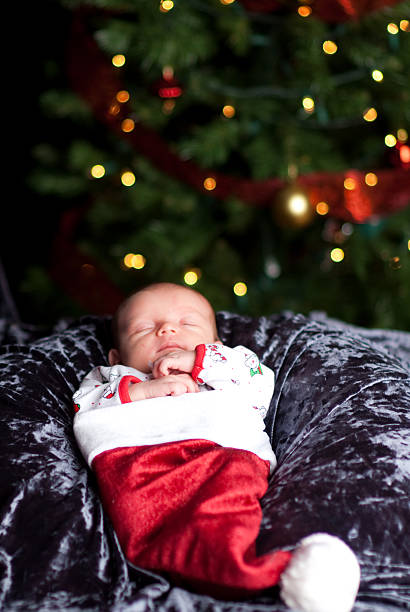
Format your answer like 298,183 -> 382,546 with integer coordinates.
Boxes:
67,16 -> 409,226
237,0 -> 403,21
49,207 -> 125,315
153,73 -> 183,99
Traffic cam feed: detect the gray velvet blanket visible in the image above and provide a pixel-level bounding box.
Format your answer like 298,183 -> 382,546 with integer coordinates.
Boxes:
0,311 -> 409,611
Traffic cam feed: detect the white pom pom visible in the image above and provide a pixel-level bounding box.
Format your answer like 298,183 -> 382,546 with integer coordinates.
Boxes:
279,533 -> 360,612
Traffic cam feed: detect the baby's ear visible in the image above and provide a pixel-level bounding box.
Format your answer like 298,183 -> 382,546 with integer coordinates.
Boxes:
108,348 -> 120,366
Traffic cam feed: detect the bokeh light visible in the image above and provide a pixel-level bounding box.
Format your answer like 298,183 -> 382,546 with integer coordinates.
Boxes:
121,171 -> 136,186
233,282 -> 248,297
90,164 -> 105,179
112,54 -> 126,67
330,248 -> 345,263
203,177 -> 216,191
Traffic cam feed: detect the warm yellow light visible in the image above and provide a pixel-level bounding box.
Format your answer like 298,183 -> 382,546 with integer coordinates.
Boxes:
408,239 -> 410,251
116,90 -> 130,103
397,128 -> 408,143
344,177 -> 356,191
121,118 -> 135,133
288,194 -> 309,216
220,0 -> 236,4
123,253 -> 135,268
365,172 -> 378,187
90,164 -> 105,179
363,107 -> 377,122
316,201 -> 329,215
233,282 -> 247,297
184,270 -> 200,286
387,22 -> 399,34
204,177 -> 216,191
112,54 -> 126,67
330,248 -> 345,263
385,134 -> 397,147
160,0 -> 174,11
298,6 -> 312,16
132,254 -> 146,269
323,40 -> 338,54
302,96 -> 315,112
372,70 -> 384,82
222,105 -> 236,118
123,253 -> 146,269
400,20 -> 409,31
121,171 -> 136,187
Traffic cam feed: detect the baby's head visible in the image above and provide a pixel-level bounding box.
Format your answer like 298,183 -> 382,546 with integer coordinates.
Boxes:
109,282 -> 220,373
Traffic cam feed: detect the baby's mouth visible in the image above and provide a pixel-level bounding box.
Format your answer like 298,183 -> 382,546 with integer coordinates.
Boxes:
157,343 -> 184,354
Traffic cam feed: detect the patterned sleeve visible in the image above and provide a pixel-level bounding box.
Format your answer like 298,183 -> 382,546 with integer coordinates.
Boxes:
192,344 -> 275,418
72,365 -> 149,412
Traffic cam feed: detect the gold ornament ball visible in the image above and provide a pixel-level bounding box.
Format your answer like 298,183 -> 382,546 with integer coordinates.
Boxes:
272,183 -> 314,229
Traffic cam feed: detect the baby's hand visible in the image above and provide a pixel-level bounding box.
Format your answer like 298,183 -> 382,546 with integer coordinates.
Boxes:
152,350 -> 196,378
128,374 -> 199,401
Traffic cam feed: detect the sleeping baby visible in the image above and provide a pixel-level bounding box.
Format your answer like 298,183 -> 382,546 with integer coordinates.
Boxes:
73,282 -> 360,612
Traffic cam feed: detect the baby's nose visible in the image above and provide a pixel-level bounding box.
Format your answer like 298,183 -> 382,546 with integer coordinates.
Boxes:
157,321 -> 177,334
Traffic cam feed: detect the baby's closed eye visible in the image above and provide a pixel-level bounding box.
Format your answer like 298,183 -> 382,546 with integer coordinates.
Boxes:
130,323 -> 155,335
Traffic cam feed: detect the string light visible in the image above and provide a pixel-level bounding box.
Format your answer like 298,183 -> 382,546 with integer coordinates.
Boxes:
372,70 -> 384,82
316,201 -> 329,215
344,177 -> 356,190
385,134 -> 397,147
322,40 -> 338,54
365,172 -> 378,186
184,269 -> 201,285
330,248 -> 344,263
233,282 -> 247,297
298,6 -> 312,17
90,164 -> 105,179
116,90 -> 130,103
121,118 -> 135,133
288,193 -> 310,216
220,0 -> 236,4
387,23 -> 399,34
363,107 -> 377,122
302,96 -> 315,113
123,253 -> 146,269
203,177 -> 216,191
397,129 -> 408,142
112,54 -> 126,67
160,1 -> 174,12
121,171 -> 136,186
222,105 -> 236,118
400,20 -> 409,31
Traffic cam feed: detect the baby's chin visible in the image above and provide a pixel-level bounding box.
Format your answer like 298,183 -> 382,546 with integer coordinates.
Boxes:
148,346 -> 188,366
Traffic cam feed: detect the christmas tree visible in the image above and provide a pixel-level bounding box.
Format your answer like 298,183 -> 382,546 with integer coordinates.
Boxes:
10,0 -> 410,329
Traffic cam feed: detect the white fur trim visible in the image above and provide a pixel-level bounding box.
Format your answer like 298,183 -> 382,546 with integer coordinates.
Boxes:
279,533 -> 361,612
73,389 -> 277,472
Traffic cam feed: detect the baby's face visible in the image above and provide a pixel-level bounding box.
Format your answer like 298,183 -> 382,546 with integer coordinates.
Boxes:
109,284 -> 219,373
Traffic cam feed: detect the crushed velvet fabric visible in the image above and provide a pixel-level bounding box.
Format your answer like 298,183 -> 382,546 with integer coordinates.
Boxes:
0,312 -> 409,611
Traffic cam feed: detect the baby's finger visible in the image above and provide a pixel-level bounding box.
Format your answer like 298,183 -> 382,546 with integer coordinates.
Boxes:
179,374 -> 199,394
153,357 -> 172,378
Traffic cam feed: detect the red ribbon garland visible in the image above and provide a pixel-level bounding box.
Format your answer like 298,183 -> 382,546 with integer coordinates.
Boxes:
67,15 -> 409,224
237,0 -> 402,21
